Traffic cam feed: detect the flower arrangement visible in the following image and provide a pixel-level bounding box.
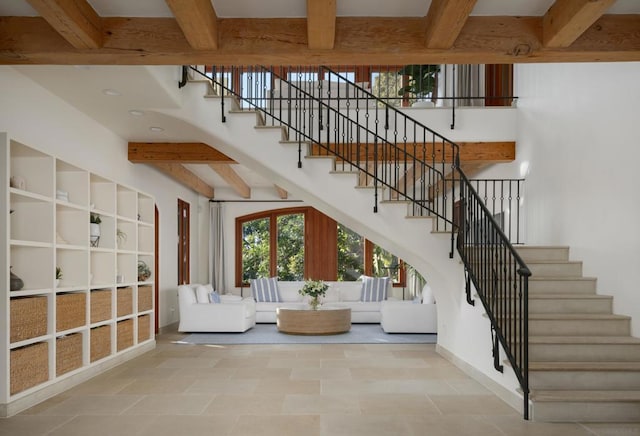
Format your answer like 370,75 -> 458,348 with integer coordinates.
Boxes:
299,279 -> 328,310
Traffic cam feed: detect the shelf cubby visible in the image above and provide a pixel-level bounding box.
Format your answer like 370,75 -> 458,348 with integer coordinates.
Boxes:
89,251 -> 115,287
10,141 -> 54,199
56,204 -> 88,247
9,245 -> 53,291
55,160 -> 88,207
10,193 -> 53,244
137,223 -> 154,254
137,193 -> 154,223
56,248 -> 88,289
117,253 -> 136,285
116,219 -> 136,252
89,174 -> 115,215
116,185 -> 137,220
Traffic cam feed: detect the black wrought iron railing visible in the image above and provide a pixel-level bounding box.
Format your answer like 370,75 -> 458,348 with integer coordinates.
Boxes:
185,65 -> 529,419
457,172 -> 531,419
467,178 -> 524,244
195,64 -> 461,251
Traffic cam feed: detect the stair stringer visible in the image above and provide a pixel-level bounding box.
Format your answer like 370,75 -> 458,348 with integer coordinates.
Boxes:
154,81 -> 527,411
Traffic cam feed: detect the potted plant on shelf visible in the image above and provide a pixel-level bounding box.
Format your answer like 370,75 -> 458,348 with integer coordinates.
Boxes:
116,228 -> 127,249
55,266 -> 62,288
299,279 -> 328,310
397,64 -> 440,107
138,260 -> 151,282
90,213 -> 101,247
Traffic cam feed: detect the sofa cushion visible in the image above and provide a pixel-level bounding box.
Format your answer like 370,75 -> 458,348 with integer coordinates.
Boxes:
251,277 -> 281,302
196,284 -> 213,303
347,301 -> 382,312
339,285 -> 362,302
361,276 -> 389,302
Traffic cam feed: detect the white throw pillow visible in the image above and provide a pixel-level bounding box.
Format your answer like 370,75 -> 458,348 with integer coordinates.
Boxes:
196,284 -> 213,303
421,284 -> 435,304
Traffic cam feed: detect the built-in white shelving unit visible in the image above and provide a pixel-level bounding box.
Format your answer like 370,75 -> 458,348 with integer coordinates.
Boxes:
1,134 -> 155,416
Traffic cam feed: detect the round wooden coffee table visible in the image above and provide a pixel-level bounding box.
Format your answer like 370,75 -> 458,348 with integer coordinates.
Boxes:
276,306 -> 351,335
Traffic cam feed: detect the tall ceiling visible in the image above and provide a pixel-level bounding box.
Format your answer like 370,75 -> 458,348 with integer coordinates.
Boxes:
2,0 -> 639,198
0,0 -> 639,65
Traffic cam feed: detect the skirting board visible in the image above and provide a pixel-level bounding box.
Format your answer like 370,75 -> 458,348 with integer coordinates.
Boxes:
0,340 -> 156,418
436,344 -> 526,414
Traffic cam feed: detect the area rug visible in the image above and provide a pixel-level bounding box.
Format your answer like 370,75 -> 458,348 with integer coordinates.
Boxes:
181,324 -> 437,345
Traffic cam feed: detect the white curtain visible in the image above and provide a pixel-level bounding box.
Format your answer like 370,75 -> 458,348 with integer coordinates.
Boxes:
209,202 -> 226,293
437,64 -> 485,108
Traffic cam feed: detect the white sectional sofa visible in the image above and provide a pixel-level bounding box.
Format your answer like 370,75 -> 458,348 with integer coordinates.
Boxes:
178,284 -> 256,332
252,280 -> 392,324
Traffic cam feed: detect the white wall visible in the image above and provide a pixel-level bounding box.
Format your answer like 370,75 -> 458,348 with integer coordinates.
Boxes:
482,62 -> 640,336
0,67 -> 202,328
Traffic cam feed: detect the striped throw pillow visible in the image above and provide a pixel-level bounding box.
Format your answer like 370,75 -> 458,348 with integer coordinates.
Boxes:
250,277 -> 281,302
360,276 -> 389,302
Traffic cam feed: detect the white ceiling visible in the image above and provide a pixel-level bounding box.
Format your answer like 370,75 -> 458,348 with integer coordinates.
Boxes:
1,0 -> 639,18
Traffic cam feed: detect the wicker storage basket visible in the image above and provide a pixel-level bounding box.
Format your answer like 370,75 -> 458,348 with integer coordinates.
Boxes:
117,287 -> 133,317
117,319 -> 133,351
56,292 -> 86,332
137,285 -> 153,312
90,289 -> 112,323
137,314 -> 151,342
10,296 -> 48,343
56,333 -> 82,376
10,341 -> 49,395
90,325 -> 111,362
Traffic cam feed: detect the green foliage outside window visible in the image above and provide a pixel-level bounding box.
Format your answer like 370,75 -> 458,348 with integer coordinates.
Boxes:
337,224 -> 364,281
277,213 -> 304,280
242,217 -> 270,282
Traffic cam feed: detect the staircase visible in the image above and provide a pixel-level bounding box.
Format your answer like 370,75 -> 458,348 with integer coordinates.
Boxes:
178,67 -> 640,422
516,246 -> 640,422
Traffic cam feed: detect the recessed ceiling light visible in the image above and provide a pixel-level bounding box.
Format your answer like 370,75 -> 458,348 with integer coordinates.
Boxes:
128,110 -> 145,116
102,88 -> 120,96
149,127 -> 164,132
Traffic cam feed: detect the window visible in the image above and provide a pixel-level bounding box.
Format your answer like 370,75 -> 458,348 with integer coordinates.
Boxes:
237,208 -> 306,285
236,207 -> 405,287
177,199 -> 190,285
337,224 -> 364,281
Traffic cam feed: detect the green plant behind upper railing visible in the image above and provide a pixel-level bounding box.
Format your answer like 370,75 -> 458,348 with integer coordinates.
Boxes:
397,64 -> 440,99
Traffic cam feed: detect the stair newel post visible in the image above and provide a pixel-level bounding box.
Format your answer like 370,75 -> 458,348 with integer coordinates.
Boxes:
373,138 -> 378,213
219,65 -> 227,123
518,265 -> 531,420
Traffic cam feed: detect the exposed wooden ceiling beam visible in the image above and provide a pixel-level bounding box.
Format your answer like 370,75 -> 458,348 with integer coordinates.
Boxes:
208,163 -> 251,199
311,141 -> 516,163
25,0 -> 102,49
165,0 -> 218,50
128,142 -> 235,164
424,0 -> 477,49
1,15 -> 639,64
151,163 -> 215,198
275,185 -> 288,199
543,0 -> 616,48
307,0 -> 336,50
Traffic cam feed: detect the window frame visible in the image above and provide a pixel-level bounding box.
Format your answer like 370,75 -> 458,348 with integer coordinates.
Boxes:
235,207 -> 406,288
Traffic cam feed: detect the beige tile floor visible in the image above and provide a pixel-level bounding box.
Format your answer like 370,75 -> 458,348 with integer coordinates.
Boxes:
1,327 -> 639,436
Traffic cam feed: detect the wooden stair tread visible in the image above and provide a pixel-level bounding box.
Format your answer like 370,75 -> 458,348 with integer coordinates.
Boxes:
530,361 -> 640,371
530,390 -> 640,402
529,336 -> 640,345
